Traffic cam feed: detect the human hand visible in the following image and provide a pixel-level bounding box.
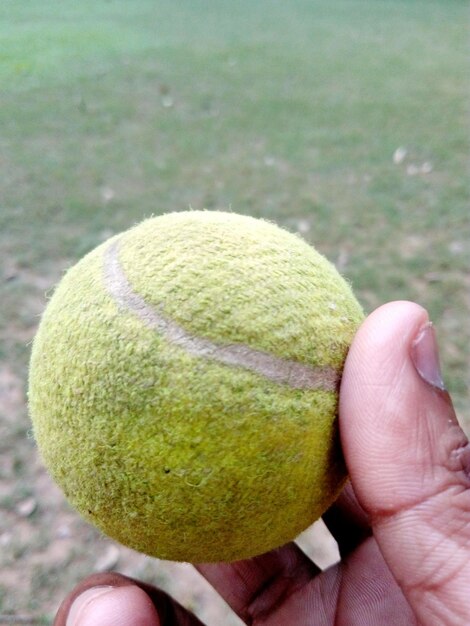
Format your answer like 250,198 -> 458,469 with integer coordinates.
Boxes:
54,301 -> 470,626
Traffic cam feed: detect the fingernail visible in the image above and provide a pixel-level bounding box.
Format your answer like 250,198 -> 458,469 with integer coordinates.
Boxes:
411,322 -> 446,391
66,586 -> 114,626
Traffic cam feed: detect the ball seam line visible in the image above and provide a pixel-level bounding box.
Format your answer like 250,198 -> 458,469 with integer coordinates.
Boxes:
102,239 -> 340,392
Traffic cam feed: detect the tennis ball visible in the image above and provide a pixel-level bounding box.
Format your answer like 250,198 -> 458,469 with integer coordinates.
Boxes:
29,210 -> 363,563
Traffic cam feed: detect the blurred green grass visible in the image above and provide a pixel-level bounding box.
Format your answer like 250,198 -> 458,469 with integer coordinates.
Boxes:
0,0 -> 469,621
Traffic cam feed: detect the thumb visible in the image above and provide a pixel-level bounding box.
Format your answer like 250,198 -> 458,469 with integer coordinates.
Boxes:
340,301 -> 470,626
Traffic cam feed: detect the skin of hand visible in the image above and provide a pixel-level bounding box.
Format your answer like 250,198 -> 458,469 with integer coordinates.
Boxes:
53,301 -> 470,626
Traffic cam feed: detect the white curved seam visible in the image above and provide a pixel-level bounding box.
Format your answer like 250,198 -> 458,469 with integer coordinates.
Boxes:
103,239 -> 339,392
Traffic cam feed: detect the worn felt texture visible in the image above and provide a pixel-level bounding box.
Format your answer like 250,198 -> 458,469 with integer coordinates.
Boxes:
29,211 -> 364,562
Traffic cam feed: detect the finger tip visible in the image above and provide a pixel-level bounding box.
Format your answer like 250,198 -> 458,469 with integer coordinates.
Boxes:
351,300 -> 429,355
340,300 -> 429,412
338,301 -> 430,506
338,299 -> 466,519
55,575 -> 160,626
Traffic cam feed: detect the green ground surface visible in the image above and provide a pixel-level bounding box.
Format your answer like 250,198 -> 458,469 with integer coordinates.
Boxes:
1,1 -> 468,622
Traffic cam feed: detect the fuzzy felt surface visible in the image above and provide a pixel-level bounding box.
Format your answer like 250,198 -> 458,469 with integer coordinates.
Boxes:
29,211 -> 364,562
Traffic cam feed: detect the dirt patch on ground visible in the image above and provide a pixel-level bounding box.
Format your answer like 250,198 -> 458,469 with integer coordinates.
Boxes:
0,364 -> 24,425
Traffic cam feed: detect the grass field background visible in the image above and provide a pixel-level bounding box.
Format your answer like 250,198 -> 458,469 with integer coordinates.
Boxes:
1,1 -> 469,623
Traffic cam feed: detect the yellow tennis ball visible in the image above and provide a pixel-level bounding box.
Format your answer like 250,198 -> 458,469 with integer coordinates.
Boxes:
29,211 -> 363,563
